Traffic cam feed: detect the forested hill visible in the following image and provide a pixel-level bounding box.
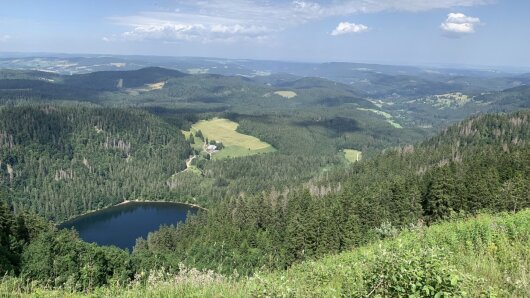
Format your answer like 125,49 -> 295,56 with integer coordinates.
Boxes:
133,109 -> 530,276
0,105 -> 191,220
476,83 -> 530,112
62,67 -> 187,90
0,109 -> 528,296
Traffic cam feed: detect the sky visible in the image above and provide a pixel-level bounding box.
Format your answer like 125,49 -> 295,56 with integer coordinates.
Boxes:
1,0 -> 529,67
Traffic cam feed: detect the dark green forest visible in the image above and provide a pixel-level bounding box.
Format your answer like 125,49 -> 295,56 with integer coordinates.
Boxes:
0,106 -> 190,220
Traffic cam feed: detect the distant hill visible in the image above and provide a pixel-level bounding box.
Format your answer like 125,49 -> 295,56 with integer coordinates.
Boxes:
63,67 -> 187,90
477,84 -> 530,111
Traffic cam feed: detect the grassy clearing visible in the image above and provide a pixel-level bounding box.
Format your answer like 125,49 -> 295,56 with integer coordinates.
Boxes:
5,210 -> 529,297
126,81 -> 166,95
191,118 -> 275,159
357,107 -> 392,119
386,119 -> 403,128
186,165 -> 202,175
181,130 -> 205,151
145,81 -> 165,90
181,130 -> 192,138
274,90 -> 297,99
357,108 -> 403,129
343,149 -> 362,162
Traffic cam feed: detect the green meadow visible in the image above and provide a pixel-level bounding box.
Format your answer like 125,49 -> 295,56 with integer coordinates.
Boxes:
188,118 -> 276,159
343,149 -> 362,162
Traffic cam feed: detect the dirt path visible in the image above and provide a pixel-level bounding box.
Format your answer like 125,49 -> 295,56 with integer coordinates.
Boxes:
186,155 -> 197,169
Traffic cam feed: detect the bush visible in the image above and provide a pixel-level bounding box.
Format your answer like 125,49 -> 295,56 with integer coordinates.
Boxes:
354,246 -> 465,297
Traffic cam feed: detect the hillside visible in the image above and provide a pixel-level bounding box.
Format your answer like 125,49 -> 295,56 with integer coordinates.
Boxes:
0,68 -> 431,209
0,108 -> 528,297
62,67 -> 187,90
2,210 -> 528,297
7,66 -> 528,140
135,210 -> 530,297
0,105 -> 191,220
477,84 -> 530,111
131,109 -> 530,277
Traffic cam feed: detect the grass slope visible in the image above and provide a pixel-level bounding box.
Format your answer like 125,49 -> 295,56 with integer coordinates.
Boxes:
5,210 -> 528,297
191,118 -> 276,159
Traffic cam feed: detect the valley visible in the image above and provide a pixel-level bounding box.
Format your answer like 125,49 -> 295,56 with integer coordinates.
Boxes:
3,1 -> 530,296
1,57 -> 530,297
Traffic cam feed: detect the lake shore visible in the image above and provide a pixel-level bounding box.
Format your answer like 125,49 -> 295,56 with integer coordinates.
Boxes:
116,199 -> 208,211
58,199 -> 207,226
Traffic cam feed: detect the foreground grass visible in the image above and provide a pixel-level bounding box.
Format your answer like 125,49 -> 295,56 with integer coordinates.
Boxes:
3,210 -> 529,297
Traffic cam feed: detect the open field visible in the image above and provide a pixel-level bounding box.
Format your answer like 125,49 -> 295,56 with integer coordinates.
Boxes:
357,108 -> 402,128
274,90 -> 297,99
126,81 -> 166,95
191,118 -> 276,159
343,149 -> 362,162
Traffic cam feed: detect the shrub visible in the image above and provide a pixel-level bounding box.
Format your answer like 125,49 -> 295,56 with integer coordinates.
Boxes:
356,246 -> 465,297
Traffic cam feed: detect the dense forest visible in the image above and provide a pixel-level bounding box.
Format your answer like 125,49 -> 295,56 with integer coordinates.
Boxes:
1,109 -> 529,296
0,68 -> 434,216
133,110 -> 530,275
0,105 -> 191,220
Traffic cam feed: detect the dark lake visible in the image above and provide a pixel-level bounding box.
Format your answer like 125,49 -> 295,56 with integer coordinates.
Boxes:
59,202 -> 198,250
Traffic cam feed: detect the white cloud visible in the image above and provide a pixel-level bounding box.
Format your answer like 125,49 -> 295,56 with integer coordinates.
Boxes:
120,21 -> 272,43
331,22 -> 369,36
440,13 -> 482,37
0,35 -> 11,42
111,0 -> 492,43
320,0 -> 492,15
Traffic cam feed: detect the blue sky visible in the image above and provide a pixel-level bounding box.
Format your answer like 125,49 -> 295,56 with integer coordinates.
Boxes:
1,0 -> 529,67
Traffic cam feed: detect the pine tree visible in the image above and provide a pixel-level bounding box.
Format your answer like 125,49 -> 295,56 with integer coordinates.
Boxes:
424,167 -> 455,222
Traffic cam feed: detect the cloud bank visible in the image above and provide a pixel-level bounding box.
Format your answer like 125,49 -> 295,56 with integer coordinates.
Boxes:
110,0 -> 492,43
